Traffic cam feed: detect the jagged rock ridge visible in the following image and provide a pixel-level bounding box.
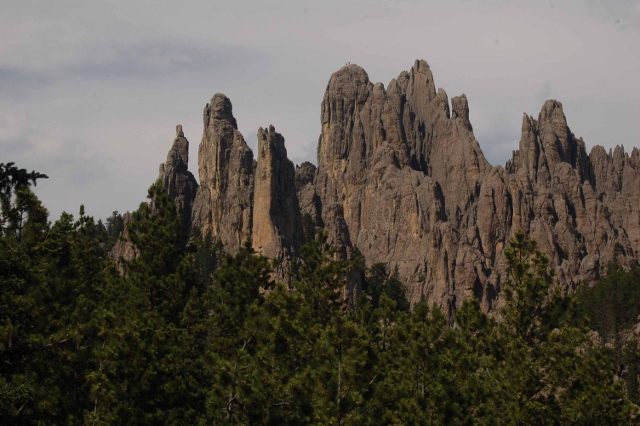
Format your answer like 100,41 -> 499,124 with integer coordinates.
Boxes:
146,60 -> 640,318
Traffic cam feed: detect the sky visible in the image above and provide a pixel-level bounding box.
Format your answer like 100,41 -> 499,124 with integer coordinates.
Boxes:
2,0 -> 639,221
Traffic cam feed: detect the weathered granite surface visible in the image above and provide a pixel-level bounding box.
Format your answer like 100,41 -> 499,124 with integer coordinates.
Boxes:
252,125 -> 302,281
157,124 -> 199,233
120,60 -> 640,319
191,94 -> 255,253
308,61 -> 640,317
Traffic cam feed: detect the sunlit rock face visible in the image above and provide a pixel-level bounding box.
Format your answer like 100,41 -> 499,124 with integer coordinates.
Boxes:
191,93 -> 255,254
252,125 -> 302,282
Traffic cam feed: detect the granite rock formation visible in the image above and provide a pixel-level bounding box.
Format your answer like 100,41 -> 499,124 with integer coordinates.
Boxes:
127,59 -> 640,318
157,124 -> 199,233
180,95 -> 304,282
110,212 -> 136,270
295,161 -> 320,227
191,94 -> 255,253
314,61 -> 492,316
112,125 -> 198,266
308,62 -> 640,318
252,125 -> 302,280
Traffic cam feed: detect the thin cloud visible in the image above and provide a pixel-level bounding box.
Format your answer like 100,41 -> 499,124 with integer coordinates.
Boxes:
67,41 -> 267,81
0,68 -> 52,98
1,0 -> 638,221
535,82 -> 553,107
583,0 -> 640,28
2,40 -> 269,87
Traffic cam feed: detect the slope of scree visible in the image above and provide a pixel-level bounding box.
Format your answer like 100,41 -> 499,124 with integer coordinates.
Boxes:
119,59 -> 640,318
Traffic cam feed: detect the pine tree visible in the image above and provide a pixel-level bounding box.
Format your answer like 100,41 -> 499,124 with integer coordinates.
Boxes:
86,182 -> 207,424
497,231 -> 637,423
451,298 -> 502,423
377,301 -> 461,424
201,240 -> 274,424
364,263 -> 409,312
0,166 -> 109,424
0,165 -> 52,422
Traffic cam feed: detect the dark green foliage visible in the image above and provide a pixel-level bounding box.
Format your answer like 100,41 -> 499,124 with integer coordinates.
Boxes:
256,229 -> 366,423
576,263 -> 640,343
497,231 -> 634,424
292,228 -> 352,322
301,212 -> 316,243
0,163 -> 47,192
575,263 -> 640,404
0,202 -> 107,423
1,165 -> 637,424
86,182 -> 209,425
364,263 -> 410,312
104,210 -> 125,248
190,227 -> 225,288
377,302 -> 460,424
624,343 -> 640,404
202,241 -> 275,423
0,162 -> 48,243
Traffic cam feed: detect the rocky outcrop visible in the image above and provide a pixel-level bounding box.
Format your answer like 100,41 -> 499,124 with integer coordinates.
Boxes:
110,212 -> 136,271
295,161 -> 320,228
313,60 -> 491,316
252,125 -> 302,281
140,60 -> 640,319
187,95 -> 303,281
158,124 -> 199,233
456,100 -> 640,312
112,124 -> 198,266
191,94 -> 255,253
305,61 -> 640,317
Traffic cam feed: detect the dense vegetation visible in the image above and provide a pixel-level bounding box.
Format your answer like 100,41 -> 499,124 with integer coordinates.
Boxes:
575,263 -> 640,406
1,162 -> 639,424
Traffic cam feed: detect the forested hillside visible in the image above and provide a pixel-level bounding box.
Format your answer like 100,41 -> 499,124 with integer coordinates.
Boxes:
1,163 -> 639,424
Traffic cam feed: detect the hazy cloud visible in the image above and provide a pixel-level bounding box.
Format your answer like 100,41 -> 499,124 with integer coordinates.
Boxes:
583,0 -> 640,28
535,82 -> 553,107
67,41 -> 268,81
2,0 -> 638,221
0,68 -> 52,98
2,40 -> 268,92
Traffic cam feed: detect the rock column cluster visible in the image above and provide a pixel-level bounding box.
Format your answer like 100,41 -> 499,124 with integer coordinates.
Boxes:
134,60 -> 640,317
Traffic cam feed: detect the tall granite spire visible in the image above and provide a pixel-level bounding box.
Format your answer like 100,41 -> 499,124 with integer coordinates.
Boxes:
158,124 -> 199,233
252,125 -> 302,281
191,94 -> 255,252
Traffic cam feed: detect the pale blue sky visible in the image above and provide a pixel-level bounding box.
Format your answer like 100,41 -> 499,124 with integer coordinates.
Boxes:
2,0 -> 639,220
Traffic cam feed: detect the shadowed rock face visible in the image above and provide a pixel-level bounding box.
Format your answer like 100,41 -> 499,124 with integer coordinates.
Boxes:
158,124 -> 199,233
252,125 -> 302,281
295,161 -> 320,227
147,60 -> 640,319
110,212 -> 136,271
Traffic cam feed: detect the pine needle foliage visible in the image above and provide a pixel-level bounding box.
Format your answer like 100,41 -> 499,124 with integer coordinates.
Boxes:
0,167 -> 637,424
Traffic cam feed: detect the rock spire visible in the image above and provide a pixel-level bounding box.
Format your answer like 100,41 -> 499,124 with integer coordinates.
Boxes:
144,60 -> 640,319
252,125 -> 302,280
157,124 -> 199,233
191,94 -> 255,253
